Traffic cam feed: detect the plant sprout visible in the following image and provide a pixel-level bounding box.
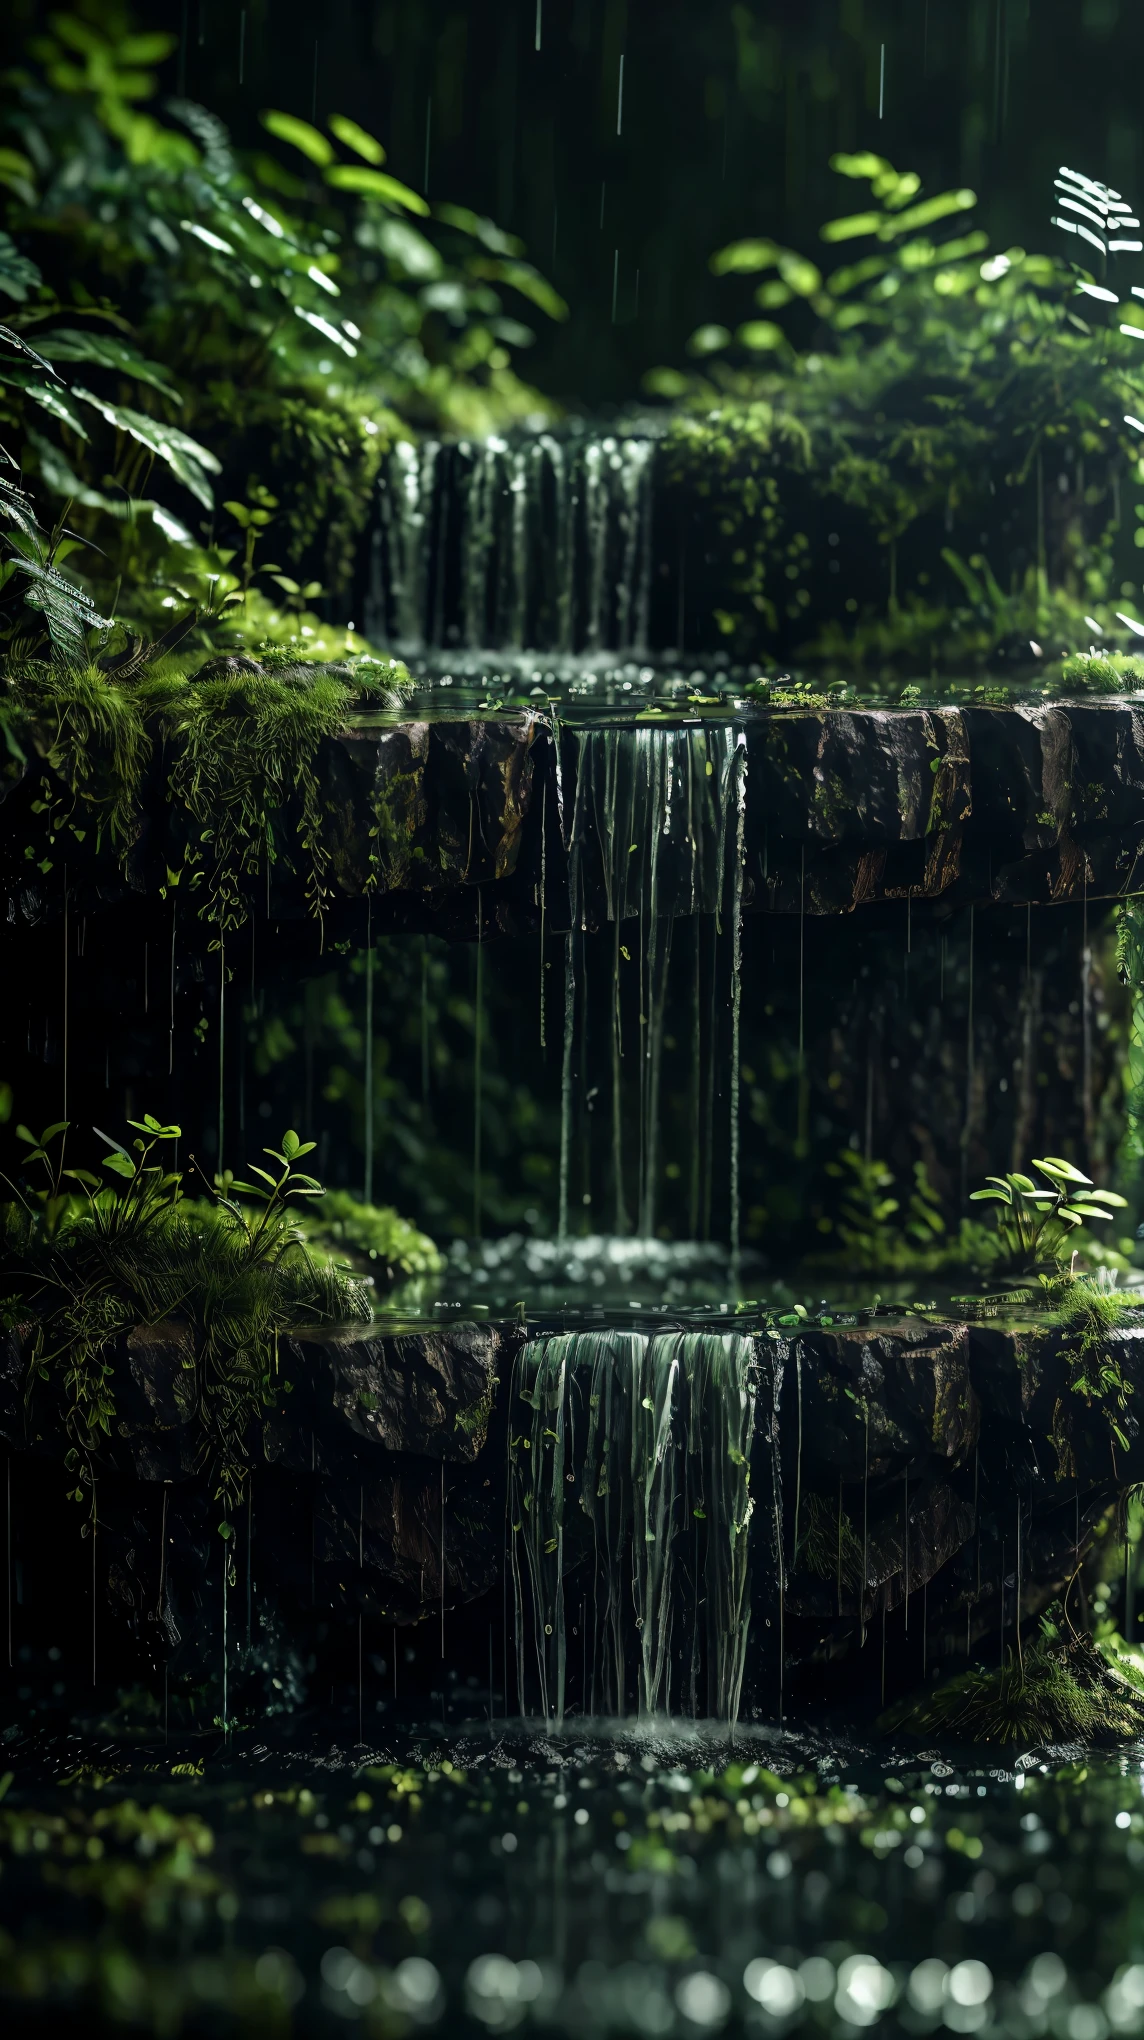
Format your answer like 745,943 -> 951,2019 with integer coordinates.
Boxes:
969,1157 -> 1128,1276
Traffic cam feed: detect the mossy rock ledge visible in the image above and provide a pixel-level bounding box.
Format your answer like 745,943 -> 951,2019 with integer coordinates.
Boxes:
1,1309 -> 1140,1715
6,694 -> 1144,942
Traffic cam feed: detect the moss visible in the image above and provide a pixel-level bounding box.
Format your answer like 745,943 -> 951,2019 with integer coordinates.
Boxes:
883,1628 -> 1144,1744
1,1117 -> 372,1519
1060,653 -> 1144,695
301,1191 -> 441,1284
4,654 -> 410,935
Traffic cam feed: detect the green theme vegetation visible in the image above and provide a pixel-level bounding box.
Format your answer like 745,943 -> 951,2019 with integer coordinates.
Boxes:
653,152 -> 1144,680
2,652 -> 413,933
1,1113 -> 371,1520
0,8 -> 563,664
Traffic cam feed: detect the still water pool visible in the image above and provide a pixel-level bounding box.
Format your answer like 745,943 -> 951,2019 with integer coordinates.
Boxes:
1,1715 -> 1143,2036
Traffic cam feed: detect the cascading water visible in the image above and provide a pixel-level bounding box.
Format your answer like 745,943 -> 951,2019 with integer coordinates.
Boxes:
561,721 -> 742,1244
509,1329 -> 784,1728
366,428 -> 656,654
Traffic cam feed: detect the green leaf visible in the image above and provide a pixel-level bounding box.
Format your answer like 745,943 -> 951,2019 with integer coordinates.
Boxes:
280,1129 -> 301,1159
0,320 -> 62,380
0,231 -> 42,303
328,114 -> 386,164
261,110 -> 334,167
324,164 -> 429,215
1035,1156 -> 1093,1187
70,389 -> 220,508
119,31 -> 177,63
35,328 -> 181,404
710,238 -> 781,275
829,150 -> 896,182
102,1153 -> 136,1179
471,257 -> 567,321
687,324 -> 730,356
820,212 -> 883,244
736,321 -> 785,352
878,189 -> 977,239
19,378 -> 91,438
433,204 -> 522,255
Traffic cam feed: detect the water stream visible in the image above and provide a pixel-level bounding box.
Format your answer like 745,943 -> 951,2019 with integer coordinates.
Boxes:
560,721 -> 742,1245
368,428 -> 658,655
509,1329 -> 783,1730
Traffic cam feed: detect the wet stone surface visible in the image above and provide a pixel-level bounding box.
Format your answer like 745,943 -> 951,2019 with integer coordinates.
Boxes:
9,697 -> 1144,937
2,1311 -> 1140,1704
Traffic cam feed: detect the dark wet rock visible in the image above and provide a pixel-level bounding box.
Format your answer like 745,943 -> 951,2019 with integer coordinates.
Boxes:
786,1318 -> 978,1486
315,1454 -> 501,1624
113,1321 -> 200,1482
326,713 -> 542,900
277,1322 -> 500,1465
969,1318 -> 1144,1486
783,1318 -> 1144,1667
6,1309 -> 1144,1703
9,698 -> 1144,941
741,701 -> 1144,915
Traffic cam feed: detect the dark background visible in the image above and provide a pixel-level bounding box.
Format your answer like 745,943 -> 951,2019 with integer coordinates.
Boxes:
6,0 -> 1142,410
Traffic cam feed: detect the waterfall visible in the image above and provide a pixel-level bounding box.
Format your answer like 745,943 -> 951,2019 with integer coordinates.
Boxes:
377,438 -> 441,646
368,429 -> 656,653
563,723 -> 741,1240
730,734 -> 748,1287
462,437 -> 502,648
510,1329 -> 781,1726
567,723 -> 738,928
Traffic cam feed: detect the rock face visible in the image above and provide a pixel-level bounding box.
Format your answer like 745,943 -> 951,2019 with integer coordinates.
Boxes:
6,698 -> 1144,940
1,1306 -> 1138,1716
742,702 -> 1144,916
279,1322 -> 499,1463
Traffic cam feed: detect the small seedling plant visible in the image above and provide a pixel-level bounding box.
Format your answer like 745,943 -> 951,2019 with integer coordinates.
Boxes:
969,1156 -> 1127,1277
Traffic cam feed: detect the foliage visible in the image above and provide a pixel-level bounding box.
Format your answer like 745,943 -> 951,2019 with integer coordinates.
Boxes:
1116,896 -> 1144,1168
1061,652 -> 1144,695
0,6 -> 565,660
968,1158 -> 1128,1277
652,151 -> 1144,677
4,652 -> 412,932
0,1113 -> 371,1521
1050,1272 -> 1138,1457
883,1625 -> 1144,1744
820,1150 -> 946,1273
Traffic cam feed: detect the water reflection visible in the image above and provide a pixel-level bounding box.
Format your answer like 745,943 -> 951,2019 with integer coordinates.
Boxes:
2,1715 -> 1143,2032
